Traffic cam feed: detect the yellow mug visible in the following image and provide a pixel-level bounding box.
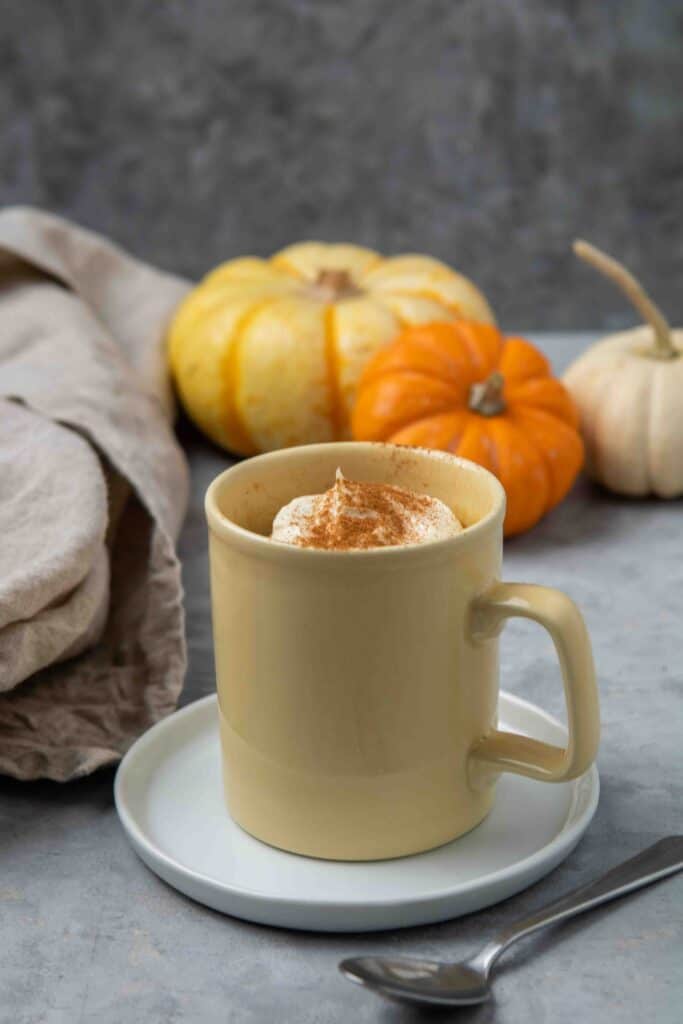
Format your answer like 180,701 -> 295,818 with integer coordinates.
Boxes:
205,443 -> 599,861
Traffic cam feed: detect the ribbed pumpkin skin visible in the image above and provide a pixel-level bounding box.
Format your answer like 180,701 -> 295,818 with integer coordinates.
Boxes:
167,243 -> 494,455
564,326 -> 683,497
352,321 -> 584,536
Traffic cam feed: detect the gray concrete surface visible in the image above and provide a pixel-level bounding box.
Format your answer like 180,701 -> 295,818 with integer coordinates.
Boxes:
1,334 -> 681,1023
1,2 -> 682,330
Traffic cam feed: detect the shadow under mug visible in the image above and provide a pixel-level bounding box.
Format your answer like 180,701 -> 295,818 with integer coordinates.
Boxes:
205,443 -> 600,861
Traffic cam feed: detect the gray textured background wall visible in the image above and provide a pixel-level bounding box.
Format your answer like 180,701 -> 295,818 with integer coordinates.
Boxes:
1,0 -> 681,329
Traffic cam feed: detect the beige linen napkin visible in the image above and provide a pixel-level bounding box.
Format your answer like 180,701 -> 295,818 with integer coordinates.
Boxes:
0,207 -> 191,781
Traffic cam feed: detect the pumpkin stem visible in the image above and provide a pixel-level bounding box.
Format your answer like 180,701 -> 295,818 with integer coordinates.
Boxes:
311,268 -> 362,301
469,371 -> 506,417
573,240 -> 676,360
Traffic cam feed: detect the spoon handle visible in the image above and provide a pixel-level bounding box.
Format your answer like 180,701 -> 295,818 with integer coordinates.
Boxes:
479,836 -> 683,970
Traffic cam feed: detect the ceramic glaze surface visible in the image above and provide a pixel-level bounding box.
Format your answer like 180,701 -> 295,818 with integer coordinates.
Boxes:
114,693 -> 600,932
205,443 -> 600,860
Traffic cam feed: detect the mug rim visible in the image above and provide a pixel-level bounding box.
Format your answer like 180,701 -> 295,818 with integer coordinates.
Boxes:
205,442 -> 506,563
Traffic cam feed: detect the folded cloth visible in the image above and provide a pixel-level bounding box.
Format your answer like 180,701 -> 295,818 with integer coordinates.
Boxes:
0,207 -> 191,781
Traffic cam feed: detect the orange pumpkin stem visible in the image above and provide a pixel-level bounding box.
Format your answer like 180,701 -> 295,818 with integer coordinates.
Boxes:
311,268 -> 362,302
468,371 -> 506,417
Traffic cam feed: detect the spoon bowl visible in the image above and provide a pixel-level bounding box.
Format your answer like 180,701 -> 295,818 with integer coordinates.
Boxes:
340,954 -> 490,1006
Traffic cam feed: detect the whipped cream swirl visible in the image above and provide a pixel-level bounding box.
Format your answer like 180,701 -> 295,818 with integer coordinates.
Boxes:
271,469 -> 463,550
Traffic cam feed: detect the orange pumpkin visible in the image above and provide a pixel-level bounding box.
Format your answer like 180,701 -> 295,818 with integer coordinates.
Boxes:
352,321 -> 584,536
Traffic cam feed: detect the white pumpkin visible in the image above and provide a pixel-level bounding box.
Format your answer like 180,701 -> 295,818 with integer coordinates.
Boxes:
564,241 -> 683,497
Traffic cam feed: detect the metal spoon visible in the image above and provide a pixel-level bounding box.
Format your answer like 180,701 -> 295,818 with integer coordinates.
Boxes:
340,836 -> 683,1007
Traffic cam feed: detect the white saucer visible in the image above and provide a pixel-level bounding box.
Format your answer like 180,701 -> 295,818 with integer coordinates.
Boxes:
115,693 -> 599,932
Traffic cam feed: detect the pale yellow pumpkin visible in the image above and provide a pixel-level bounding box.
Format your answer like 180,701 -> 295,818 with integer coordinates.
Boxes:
167,242 -> 495,455
565,241 -> 683,497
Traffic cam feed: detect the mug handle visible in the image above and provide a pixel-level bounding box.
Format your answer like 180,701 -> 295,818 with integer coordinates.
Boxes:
469,582 -> 600,782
